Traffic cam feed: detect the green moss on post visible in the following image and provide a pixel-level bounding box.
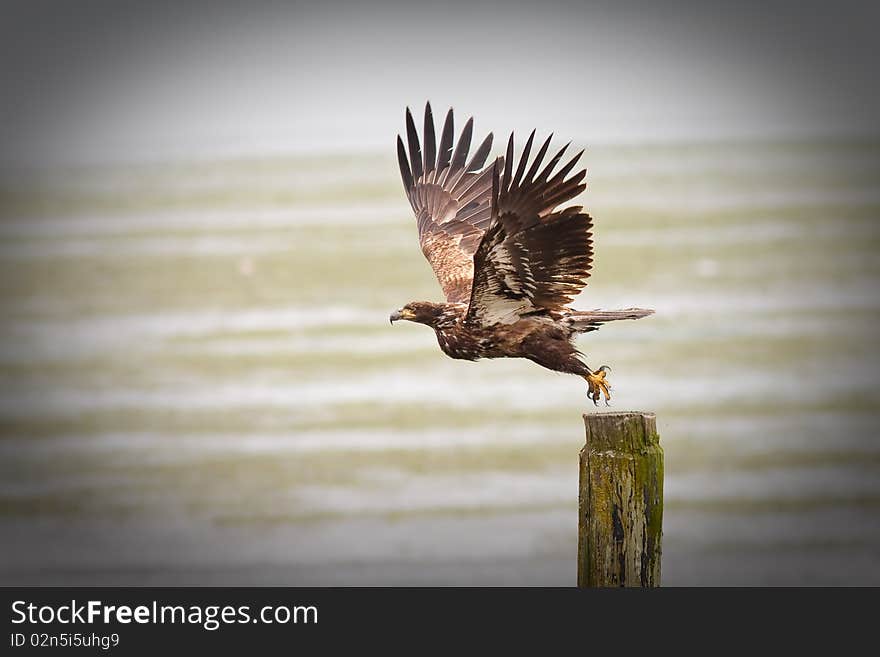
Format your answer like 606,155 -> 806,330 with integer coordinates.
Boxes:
578,411 -> 664,587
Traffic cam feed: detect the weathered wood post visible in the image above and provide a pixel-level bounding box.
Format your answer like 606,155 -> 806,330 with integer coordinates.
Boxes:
578,411 -> 663,587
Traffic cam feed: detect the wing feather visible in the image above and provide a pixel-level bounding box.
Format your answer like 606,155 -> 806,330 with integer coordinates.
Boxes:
397,136 -> 413,192
436,109 -> 454,176
449,118 -> 473,175
511,129 -> 535,189
466,133 -> 493,173
523,133 -> 552,184
465,134 -> 593,326
397,104 -> 497,303
423,102 -> 436,177
501,133 -> 514,193
405,107 -> 423,182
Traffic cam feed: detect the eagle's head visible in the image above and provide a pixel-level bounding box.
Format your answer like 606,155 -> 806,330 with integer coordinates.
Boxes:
389,301 -> 451,328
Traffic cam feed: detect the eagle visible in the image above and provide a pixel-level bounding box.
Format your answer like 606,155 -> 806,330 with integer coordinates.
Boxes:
390,103 -> 653,405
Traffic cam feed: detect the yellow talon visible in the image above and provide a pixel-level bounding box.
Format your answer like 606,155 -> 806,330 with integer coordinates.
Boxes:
585,366 -> 612,406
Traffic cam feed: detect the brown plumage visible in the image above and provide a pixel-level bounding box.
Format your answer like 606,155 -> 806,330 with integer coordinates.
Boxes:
391,103 -> 653,405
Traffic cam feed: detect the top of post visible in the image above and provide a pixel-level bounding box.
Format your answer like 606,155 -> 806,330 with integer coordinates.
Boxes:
582,411 -> 658,452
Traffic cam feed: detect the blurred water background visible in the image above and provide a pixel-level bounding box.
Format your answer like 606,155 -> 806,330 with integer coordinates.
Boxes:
1,137 -> 878,585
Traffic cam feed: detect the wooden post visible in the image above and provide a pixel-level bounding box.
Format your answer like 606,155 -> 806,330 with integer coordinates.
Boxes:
578,411 -> 663,587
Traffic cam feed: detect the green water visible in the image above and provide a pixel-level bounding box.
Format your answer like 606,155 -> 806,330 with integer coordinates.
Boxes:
1,139 -> 878,584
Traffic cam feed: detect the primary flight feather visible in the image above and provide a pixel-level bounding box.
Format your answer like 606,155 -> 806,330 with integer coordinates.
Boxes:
391,102 -> 653,404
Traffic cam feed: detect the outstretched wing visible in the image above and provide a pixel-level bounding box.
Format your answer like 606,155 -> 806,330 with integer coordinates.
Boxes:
465,132 -> 592,326
397,102 -> 496,303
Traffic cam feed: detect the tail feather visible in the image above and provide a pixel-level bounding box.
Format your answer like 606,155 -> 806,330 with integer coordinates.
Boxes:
564,308 -> 654,333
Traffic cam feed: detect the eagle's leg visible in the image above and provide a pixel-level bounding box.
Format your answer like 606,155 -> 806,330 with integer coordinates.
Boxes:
584,366 -> 612,406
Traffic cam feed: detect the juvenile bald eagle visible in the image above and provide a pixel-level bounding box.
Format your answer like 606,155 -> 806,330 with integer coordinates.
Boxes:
390,103 -> 652,405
